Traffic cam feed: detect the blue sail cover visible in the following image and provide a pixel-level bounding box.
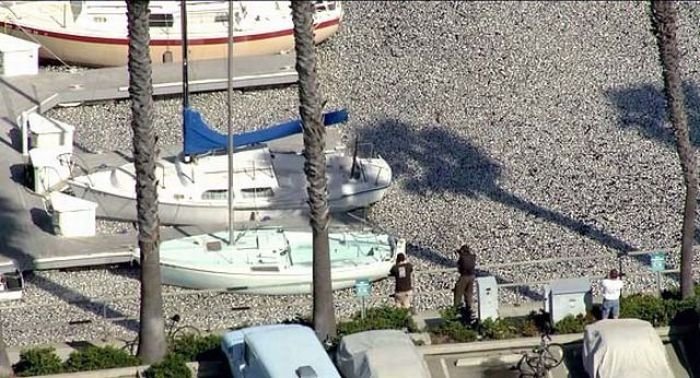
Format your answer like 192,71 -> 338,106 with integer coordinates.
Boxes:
182,107 -> 349,156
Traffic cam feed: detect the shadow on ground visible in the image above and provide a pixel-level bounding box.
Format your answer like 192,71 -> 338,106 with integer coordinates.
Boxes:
357,119 -> 635,252
606,82 -> 700,244
356,119 -> 638,299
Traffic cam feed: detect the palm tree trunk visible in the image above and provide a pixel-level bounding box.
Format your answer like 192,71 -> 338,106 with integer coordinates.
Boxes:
651,0 -> 698,299
127,0 -> 167,362
291,0 -> 337,341
0,321 -> 12,377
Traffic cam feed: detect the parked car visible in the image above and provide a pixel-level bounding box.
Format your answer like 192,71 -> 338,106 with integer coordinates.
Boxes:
582,319 -> 674,378
221,324 -> 341,378
335,329 -> 431,378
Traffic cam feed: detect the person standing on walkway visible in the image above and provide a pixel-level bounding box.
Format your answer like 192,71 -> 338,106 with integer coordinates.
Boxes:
453,244 -> 476,320
390,253 -> 414,310
601,269 -> 623,319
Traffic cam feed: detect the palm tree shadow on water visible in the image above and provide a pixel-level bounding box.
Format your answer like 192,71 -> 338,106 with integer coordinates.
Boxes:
605,81 -> 700,244
356,119 -> 637,301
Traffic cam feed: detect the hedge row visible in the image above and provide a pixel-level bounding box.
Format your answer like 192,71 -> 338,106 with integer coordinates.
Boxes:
14,334 -> 224,377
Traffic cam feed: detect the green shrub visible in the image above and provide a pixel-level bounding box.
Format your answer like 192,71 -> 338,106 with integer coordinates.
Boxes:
665,297 -> 700,326
554,314 -> 594,334
63,345 -> 140,372
426,307 -> 478,344
479,318 -> 519,340
438,306 -> 461,322
14,347 -> 63,376
427,320 -> 478,344
620,294 -> 669,326
170,334 -> 223,362
337,306 -> 417,337
518,316 -> 540,337
143,353 -> 192,378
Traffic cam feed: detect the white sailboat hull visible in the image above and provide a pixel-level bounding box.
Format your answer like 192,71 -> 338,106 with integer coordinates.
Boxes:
160,261 -> 394,295
67,146 -> 392,225
68,182 -> 389,225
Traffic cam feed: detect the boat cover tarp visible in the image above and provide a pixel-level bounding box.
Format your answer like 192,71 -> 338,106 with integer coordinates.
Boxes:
183,107 -> 349,155
336,330 -> 432,378
582,319 -> 673,378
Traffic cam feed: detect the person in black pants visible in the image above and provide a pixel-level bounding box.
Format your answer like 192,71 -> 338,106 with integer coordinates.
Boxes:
453,244 -> 476,322
389,253 -> 414,311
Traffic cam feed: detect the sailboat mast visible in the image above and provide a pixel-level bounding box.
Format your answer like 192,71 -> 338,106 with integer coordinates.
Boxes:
227,0 -> 235,245
181,0 -> 190,161
181,0 -> 189,109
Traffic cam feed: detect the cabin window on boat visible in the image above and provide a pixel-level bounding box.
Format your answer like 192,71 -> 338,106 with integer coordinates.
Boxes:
315,1 -> 336,11
149,14 -> 174,28
206,241 -> 222,252
201,190 -> 228,201
241,187 -> 274,198
215,12 -> 242,24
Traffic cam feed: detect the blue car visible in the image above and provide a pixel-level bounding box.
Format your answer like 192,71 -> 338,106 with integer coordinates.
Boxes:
221,324 -> 342,378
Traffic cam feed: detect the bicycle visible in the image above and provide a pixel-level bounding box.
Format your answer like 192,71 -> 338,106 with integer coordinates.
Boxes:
515,329 -> 564,378
120,314 -> 201,356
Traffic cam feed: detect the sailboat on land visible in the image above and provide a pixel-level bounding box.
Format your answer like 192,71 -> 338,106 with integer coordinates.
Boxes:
66,109 -> 392,225
0,1 -> 343,67
133,1 -> 404,295
148,224 -> 405,295
65,3 -> 390,226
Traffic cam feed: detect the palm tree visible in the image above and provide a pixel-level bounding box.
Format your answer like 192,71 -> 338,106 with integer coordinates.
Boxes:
127,0 -> 167,362
291,0 -> 337,341
0,323 -> 11,377
650,0 -> 697,299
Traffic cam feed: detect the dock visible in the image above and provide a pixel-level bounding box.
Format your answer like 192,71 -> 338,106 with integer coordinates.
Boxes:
0,54 -> 302,271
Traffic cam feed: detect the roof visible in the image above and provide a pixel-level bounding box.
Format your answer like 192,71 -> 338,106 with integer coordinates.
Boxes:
0,33 -> 40,52
243,324 -> 340,378
549,277 -> 590,295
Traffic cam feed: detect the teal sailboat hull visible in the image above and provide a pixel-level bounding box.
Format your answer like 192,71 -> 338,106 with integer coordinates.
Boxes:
134,227 -> 405,295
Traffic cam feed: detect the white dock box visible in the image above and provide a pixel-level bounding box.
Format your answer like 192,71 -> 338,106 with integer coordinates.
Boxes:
476,276 -> 499,321
545,278 -> 592,323
28,147 -> 72,195
27,112 -> 75,150
49,192 -> 98,238
0,33 -> 39,77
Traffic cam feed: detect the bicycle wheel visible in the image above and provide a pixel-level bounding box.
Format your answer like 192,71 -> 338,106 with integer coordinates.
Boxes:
118,337 -> 138,356
541,343 -> 564,369
517,353 -> 539,377
525,354 -> 546,375
170,325 -> 201,342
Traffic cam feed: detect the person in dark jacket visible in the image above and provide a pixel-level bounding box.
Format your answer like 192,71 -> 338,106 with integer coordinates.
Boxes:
389,253 -> 413,310
453,244 -> 476,320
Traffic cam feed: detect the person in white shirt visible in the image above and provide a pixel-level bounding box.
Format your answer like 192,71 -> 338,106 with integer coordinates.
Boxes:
601,269 -> 624,319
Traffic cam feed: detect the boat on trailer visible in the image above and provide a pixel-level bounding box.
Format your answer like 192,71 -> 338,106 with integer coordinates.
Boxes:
0,0 -> 343,67
132,226 -> 405,295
